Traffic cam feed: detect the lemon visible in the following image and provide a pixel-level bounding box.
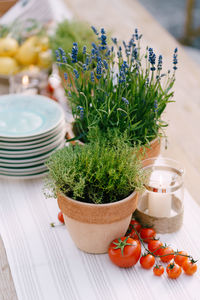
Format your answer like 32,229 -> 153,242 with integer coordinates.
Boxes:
15,36 -> 39,65
0,37 -> 19,57
38,36 -> 49,51
0,57 -> 19,75
37,50 -> 52,69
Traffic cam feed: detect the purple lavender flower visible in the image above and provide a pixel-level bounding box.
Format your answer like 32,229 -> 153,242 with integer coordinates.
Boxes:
73,69 -> 79,79
82,64 -> 87,72
91,71 -> 95,82
82,45 -> 86,54
64,72 -> 68,80
71,43 -> 78,63
96,57 -> 102,79
111,37 -> 117,45
157,55 -> 163,71
122,97 -> 129,105
148,48 -> 156,71
135,28 -> 138,40
173,48 -> 178,70
77,106 -> 84,119
132,48 -> 138,60
154,100 -> 158,112
91,26 -> 98,35
85,56 -> 89,65
55,50 -> 61,62
105,49 -> 111,57
103,60 -> 108,69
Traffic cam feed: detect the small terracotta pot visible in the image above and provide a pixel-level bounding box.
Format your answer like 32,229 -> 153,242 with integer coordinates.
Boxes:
57,191 -> 138,254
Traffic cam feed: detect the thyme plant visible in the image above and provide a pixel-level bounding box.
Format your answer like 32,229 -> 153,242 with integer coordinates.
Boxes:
45,129 -> 146,204
56,27 -> 178,145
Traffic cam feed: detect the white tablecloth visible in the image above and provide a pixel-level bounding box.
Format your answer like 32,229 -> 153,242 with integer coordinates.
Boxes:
0,178 -> 200,300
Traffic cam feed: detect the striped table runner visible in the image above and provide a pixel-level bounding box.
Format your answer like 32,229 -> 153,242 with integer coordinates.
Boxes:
0,178 -> 200,300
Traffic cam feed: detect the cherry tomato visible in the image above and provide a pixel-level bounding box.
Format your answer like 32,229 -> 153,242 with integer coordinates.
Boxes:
148,239 -> 163,255
47,82 -> 54,93
160,246 -> 174,263
108,237 -> 141,268
140,254 -> 155,269
182,259 -> 197,275
153,265 -> 164,276
130,220 -> 142,232
126,219 -> 141,239
58,211 -> 64,223
166,262 -> 182,279
174,251 -> 188,267
140,228 -> 156,243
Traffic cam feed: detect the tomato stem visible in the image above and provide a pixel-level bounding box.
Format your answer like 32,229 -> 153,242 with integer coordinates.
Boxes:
112,236 -> 134,256
132,228 -> 195,260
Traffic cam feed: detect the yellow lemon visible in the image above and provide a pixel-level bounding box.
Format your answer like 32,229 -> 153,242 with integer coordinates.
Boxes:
37,50 -> 52,69
0,57 -> 19,75
38,36 -> 49,51
15,36 -> 39,65
0,37 -> 19,57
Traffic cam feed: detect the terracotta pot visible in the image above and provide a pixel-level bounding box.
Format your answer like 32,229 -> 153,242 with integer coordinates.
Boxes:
57,191 -> 138,254
140,138 -> 161,167
66,122 -> 161,159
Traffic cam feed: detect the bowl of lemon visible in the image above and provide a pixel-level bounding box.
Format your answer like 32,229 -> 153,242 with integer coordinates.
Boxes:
0,19 -> 52,77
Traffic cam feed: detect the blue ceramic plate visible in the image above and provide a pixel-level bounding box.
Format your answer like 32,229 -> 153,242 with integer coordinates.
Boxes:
0,94 -> 64,138
0,136 -> 65,157
0,170 -> 48,180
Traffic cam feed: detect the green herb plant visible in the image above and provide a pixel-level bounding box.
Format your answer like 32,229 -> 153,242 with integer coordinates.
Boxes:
45,129 -> 146,204
56,27 -> 178,146
50,19 -> 96,65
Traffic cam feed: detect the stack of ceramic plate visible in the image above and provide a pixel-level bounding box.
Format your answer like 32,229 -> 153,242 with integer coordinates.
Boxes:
0,94 -> 66,179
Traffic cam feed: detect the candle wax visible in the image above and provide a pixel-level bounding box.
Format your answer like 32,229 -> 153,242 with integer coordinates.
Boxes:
148,191 -> 172,217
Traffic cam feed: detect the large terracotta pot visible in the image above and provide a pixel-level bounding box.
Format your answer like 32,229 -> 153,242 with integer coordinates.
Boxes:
66,122 -> 161,160
140,138 -> 161,166
57,191 -> 138,254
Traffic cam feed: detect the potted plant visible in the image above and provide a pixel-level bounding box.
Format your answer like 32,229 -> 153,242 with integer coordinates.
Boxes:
45,129 -> 146,253
55,27 -> 178,159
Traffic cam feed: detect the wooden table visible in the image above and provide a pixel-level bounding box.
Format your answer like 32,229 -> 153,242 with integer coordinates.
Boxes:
1,0 -> 200,298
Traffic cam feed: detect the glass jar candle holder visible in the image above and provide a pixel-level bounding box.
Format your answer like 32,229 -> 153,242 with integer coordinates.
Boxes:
134,157 -> 184,233
9,66 -> 49,95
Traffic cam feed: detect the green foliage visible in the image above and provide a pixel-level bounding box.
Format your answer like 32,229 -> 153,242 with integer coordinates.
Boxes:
45,130 -> 146,204
57,27 -> 177,145
50,19 -> 96,64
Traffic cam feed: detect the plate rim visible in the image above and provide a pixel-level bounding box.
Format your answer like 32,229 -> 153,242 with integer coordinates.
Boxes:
0,135 -> 65,157
0,143 -> 65,163
0,94 -> 65,138
0,128 -> 65,150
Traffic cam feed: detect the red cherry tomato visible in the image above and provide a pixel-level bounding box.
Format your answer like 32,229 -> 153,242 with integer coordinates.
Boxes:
58,211 -> 64,223
47,82 -> 54,93
166,262 -> 182,279
140,254 -> 155,269
174,251 -> 188,267
153,265 -> 164,276
126,220 -> 141,239
140,228 -> 156,243
148,239 -> 163,255
108,237 -> 141,268
182,259 -> 197,275
160,246 -> 174,263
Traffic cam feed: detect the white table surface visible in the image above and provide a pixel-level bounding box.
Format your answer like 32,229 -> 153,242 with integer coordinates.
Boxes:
0,177 -> 200,300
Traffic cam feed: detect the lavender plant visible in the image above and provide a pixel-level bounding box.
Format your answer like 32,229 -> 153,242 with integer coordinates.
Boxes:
56,27 -> 178,145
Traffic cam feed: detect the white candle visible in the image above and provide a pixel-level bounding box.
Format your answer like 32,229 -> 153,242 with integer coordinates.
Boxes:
148,176 -> 172,217
22,75 -> 29,88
